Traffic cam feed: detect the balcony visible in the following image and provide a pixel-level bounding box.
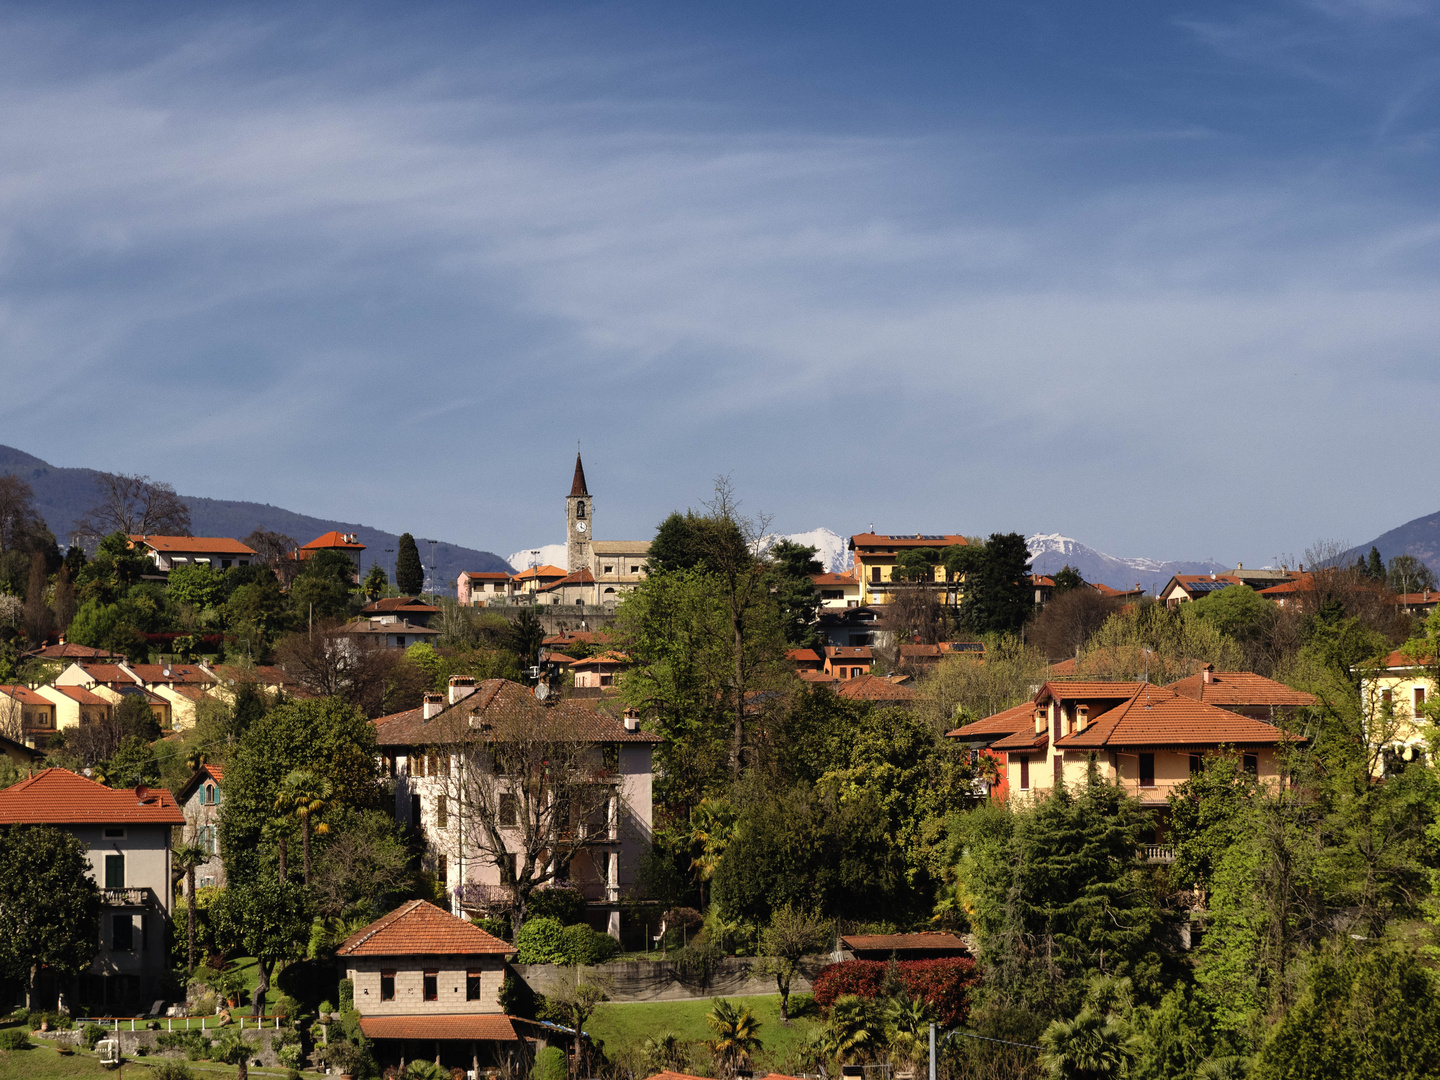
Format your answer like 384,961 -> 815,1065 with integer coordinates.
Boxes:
101,888 -> 151,907
1141,845 -> 1175,865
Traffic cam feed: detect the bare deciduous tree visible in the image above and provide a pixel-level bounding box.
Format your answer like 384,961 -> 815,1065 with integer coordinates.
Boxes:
1027,588 -> 1121,662
244,530 -> 300,586
0,475 -> 46,553
74,472 -> 191,540
274,623 -> 403,717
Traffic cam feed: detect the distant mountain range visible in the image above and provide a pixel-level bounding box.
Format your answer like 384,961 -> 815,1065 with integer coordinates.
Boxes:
1352,511 -> 1440,573
1025,534 -> 1229,591
0,445 -> 511,593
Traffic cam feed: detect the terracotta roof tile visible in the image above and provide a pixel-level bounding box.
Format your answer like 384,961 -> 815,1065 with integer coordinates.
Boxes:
359,1014 -> 519,1041
47,685 -> 111,706
539,568 -> 595,591
849,533 -> 970,549
836,675 -> 916,702
176,764 -> 225,803
1056,686 -> 1299,749
69,663 -> 138,686
338,900 -> 513,957
23,643 -> 119,660
129,664 -> 214,685
129,535 -> 257,556
644,1071 -> 711,1080
899,644 -> 943,658
0,768 -> 185,825
362,597 -> 441,615
462,571 -> 511,581
1047,658 -> 1078,676
989,728 -> 1049,751
570,651 -> 628,669
812,572 -> 857,586
1165,670 -> 1316,709
0,684 -> 54,706
301,531 -> 365,550
1037,680 -> 1148,702
824,646 -> 873,659
786,649 -> 823,663
946,700 -> 1036,739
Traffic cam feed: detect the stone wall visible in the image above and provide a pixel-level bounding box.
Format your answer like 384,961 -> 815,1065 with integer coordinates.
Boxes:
44,1025 -> 285,1066
512,955 -> 831,1003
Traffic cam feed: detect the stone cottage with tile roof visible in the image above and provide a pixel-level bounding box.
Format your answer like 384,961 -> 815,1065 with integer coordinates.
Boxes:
372,678 -> 659,942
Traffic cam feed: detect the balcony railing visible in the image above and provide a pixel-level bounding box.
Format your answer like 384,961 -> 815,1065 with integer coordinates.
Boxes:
1141,845 -> 1175,864
102,888 -> 151,907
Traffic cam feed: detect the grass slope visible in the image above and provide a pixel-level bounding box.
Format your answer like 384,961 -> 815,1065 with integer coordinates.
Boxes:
585,993 -> 820,1072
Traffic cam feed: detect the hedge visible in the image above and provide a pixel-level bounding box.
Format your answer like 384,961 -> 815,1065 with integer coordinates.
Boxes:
811,957 -> 979,1027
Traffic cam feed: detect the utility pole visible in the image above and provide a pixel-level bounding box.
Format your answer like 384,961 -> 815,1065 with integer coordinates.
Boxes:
929,1022 -> 936,1080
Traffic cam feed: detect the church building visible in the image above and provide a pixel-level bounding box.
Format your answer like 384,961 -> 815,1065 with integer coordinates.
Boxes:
538,454 -> 650,608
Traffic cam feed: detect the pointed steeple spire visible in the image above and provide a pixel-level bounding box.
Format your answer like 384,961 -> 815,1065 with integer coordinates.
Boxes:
569,453 -> 589,497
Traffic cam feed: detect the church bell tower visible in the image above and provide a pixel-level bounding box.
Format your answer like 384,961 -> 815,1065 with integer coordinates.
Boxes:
566,453 -> 592,573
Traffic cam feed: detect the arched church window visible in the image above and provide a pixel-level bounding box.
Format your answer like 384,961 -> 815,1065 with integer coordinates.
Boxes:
577,502 -> 586,518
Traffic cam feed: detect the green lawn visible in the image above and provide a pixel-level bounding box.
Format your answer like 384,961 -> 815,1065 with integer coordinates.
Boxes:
586,993 -> 820,1071
0,1025 -> 300,1079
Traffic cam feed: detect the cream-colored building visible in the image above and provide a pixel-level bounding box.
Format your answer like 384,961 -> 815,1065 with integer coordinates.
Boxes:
33,684 -> 111,734
848,533 -> 969,606
1358,648 -> 1435,772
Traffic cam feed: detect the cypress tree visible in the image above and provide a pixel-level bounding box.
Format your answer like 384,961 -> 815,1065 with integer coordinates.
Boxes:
395,533 -> 424,595
1366,546 -> 1385,581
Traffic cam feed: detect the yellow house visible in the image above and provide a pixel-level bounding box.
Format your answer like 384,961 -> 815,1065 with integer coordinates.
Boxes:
1357,649 -> 1435,772
34,684 -> 112,733
848,533 -> 970,606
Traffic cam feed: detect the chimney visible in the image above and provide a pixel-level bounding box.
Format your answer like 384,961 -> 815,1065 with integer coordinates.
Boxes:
1076,705 -> 1088,731
1035,710 -> 1046,735
449,676 -> 476,705
623,709 -> 641,733
422,693 -> 444,719
1202,663 -> 1213,684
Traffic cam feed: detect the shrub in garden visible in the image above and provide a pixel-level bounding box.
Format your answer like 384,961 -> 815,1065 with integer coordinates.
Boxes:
528,885 -> 585,926
152,1064 -> 195,1080
560,923 -> 621,966
83,1023 -> 106,1050
515,916 -> 567,964
811,957 -> 979,1027
471,915 -> 512,941
0,1028 -> 31,1050
534,1044 -> 567,1080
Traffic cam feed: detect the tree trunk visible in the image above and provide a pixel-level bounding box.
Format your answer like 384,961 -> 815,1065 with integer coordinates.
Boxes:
237,1055 -> 249,1080
187,864 -> 197,972
302,813 -> 311,886
730,612 -> 745,782
777,973 -> 790,1022
253,959 -> 271,1018
277,835 -> 287,879
26,962 -> 37,1011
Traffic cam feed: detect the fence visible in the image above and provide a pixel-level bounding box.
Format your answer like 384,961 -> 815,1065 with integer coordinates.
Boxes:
75,1015 -> 285,1032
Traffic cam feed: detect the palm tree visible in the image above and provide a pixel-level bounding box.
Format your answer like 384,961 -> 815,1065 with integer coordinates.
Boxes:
642,1032 -> 691,1074
172,839 -> 210,973
1040,1009 -> 1137,1080
707,997 -> 763,1079
826,994 -> 882,1064
274,769 -> 332,886
689,798 -> 736,908
884,994 -> 936,1072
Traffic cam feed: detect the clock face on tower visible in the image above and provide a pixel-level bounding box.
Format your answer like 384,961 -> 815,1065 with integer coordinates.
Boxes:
576,521 -> 587,533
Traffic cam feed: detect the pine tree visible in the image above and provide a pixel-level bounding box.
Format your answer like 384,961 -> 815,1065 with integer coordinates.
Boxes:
395,532 -> 424,595
1366,546 -> 1385,581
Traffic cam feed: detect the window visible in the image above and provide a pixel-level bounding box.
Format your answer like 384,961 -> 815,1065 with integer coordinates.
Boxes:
395,635 -> 406,648
437,854 -> 448,886
603,744 -> 619,773
871,566 -> 881,583
438,753 -> 450,777
1018,755 -> 1030,791
599,674 -> 613,686
499,793 -> 519,826
410,794 -> 421,826
1138,753 -> 1155,788
200,876 -> 214,888
423,970 -> 438,1001
603,566 -> 614,574
630,565 -> 640,573
104,827 -> 126,838
1416,687 -> 1427,714
380,970 -> 395,1001
851,667 -> 863,678
104,854 -> 125,889
204,826 -> 216,854
112,915 -> 133,952
436,796 -> 448,829
1243,754 -> 1258,775
1382,689 -> 1393,705
467,970 -> 482,1001
577,502 -> 585,518
1189,754 -> 1202,775
576,599 -> 584,606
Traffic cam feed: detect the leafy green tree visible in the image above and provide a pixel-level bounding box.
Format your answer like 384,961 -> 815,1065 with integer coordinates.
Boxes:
66,599 -> 149,660
823,994 -> 882,1064
290,551 -> 356,621
758,905 -> 832,1020
395,533 -> 424,595
219,698 -> 381,882
362,563 -> 388,600
507,607 -> 545,668
707,997 -> 763,1078
0,824 -> 101,1008
765,539 -> 823,646
1249,945 -> 1440,1080
712,781 -> 910,924
1052,565 -> 1086,594
74,532 -> 151,606
1386,553 -> 1437,596
1166,753 -> 1260,896
308,808 -> 416,920
1129,986 -> 1222,1080
167,563 -> 225,610
210,874 -> 311,1017
102,734 -> 161,787
227,571 -> 289,654
1040,1009 -> 1136,1080
893,547 -> 941,584
960,533 -> 1034,635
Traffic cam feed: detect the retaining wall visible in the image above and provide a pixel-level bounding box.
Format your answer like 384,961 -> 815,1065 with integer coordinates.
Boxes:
43,1025 -> 286,1066
512,955 -> 832,1003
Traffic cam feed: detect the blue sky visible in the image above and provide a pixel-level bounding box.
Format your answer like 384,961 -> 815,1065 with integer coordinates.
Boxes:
1,0 -> 1438,565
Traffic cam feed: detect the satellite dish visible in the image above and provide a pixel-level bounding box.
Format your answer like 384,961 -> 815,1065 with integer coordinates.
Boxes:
534,681 -> 551,702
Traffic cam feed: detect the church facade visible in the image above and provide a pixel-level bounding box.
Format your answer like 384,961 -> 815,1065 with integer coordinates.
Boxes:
540,455 -> 651,609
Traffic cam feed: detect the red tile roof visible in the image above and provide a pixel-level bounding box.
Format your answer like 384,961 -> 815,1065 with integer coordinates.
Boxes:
129,535 -> 258,556
539,567 -> 596,591
1165,670 -> 1316,709
0,768 -> 185,825
841,931 -> 968,953
373,679 -> 660,747
128,664 -> 214,685
837,675 -> 916,702
1031,574 -> 1056,587
643,1072 -> 711,1080
946,700 -> 1036,739
362,597 -> 441,615
1055,686 -> 1298,749
1047,658 -> 1078,676
1257,575 -> 1313,596
824,646 -> 873,659
47,685 -> 111,706
797,671 -> 838,683
1090,583 -> 1144,599
301,531 -> 365,551
358,1014 -> 519,1042
1036,680 -> 1147,702
786,648 -> 823,663
899,644 -> 943,658
1164,574 -> 1242,596
812,571 -> 857,586
176,764 -> 225,803
569,651 -> 628,669
337,900 -> 512,957
23,642 -> 119,660
462,571 -> 511,581
989,728 -> 1049,751
1379,649 -> 1437,669
849,533 -> 969,549
512,565 -> 567,581
0,685 -> 54,706
68,663 -> 138,686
